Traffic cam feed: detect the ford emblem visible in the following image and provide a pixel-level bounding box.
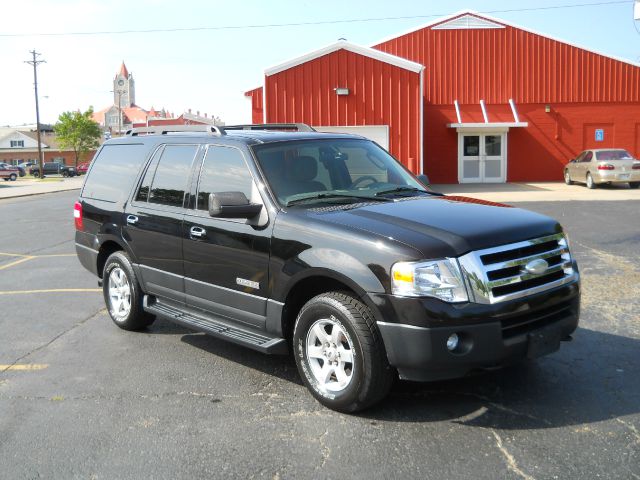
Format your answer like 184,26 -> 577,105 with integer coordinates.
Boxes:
522,258 -> 549,275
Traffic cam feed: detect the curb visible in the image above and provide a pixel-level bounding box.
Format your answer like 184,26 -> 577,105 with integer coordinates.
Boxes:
0,187 -> 81,200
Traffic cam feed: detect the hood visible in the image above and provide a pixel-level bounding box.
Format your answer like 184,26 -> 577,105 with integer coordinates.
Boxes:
301,195 -> 561,259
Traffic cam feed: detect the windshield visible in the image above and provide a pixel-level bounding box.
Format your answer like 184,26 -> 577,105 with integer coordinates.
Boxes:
251,138 -> 426,206
595,150 -> 634,161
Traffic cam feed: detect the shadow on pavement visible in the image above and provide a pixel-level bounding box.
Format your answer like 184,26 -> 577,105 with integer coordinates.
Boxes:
170,323 -> 639,428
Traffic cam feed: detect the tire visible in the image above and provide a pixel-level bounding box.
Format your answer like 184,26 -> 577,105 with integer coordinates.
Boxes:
33,171 -> 40,178
586,173 -> 596,189
102,251 -> 155,331
9,173 -> 16,181
630,182 -> 640,189
564,170 -> 573,185
62,171 -> 69,178
293,291 -> 395,413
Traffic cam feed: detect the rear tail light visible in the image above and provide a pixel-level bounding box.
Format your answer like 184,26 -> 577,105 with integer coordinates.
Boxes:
597,164 -> 615,170
633,163 -> 640,170
73,201 -> 83,230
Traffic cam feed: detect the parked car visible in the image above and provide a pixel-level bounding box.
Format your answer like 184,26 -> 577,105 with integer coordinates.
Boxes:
0,165 -> 18,181
0,163 -> 23,177
77,162 -> 90,175
564,149 -> 640,189
30,162 -> 77,178
75,124 -> 580,412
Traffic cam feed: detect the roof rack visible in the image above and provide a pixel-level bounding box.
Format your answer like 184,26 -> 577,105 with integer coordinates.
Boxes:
126,125 -> 226,136
222,123 -> 316,132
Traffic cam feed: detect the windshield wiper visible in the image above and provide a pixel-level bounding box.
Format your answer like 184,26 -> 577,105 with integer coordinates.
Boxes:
374,186 -> 428,197
286,192 -> 391,207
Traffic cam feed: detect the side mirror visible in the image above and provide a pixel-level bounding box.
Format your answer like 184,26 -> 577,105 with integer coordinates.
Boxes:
416,174 -> 431,187
209,192 -> 262,219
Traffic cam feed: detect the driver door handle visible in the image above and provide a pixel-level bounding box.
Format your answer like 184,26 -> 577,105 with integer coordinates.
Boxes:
190,226 -> 206,238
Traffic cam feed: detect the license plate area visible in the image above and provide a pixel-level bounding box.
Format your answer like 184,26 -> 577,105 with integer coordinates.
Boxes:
619,174 -> 630,180
527,326 -> 561,359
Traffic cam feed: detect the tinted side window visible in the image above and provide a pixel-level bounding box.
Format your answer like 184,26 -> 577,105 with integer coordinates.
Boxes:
82,144 -> 148,202
196,146 -> 253,210
135,150 -> 161,202
148,145 -> 198,207
582,151 -> 593,163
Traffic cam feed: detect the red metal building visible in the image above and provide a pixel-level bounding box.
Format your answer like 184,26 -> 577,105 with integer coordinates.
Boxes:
246,11 -> 640,183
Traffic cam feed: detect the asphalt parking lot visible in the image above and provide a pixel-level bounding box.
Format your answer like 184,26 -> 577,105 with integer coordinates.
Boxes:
0,190 -> 638,479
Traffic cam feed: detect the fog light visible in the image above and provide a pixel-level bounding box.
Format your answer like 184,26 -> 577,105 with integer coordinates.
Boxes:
446,333 -> 459,351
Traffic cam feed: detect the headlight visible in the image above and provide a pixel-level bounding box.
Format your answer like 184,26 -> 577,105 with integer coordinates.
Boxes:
391,258 -> 468,302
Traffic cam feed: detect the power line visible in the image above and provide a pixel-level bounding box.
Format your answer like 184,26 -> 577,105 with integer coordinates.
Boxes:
0,0 -> 632,38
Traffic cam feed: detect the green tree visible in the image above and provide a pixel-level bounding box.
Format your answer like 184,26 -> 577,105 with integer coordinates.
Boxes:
54,107 -> 102,167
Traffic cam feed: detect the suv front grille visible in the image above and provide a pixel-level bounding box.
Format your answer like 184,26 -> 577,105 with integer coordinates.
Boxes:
458,233 -> 577,304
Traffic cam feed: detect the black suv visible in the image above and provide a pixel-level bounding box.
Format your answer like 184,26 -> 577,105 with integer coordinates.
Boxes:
31,161 -> 77,178
75,124 -> 580,412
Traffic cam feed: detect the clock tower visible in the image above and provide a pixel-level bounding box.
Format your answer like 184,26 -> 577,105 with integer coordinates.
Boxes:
113,61 -> 135,108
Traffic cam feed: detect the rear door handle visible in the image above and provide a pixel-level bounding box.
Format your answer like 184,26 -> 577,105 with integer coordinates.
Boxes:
190,226 -> 206,238
126,215 -> 138,225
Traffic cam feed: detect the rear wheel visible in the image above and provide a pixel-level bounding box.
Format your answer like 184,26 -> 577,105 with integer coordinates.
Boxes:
33,171 -> 40,178
102,251 -> 155,331
9,173 -> 16,181
293,291 -> 394,412
564,170 -> 573,185
630,182 -> 640,189
586,173 -> 596,189
62,170 -> 69,178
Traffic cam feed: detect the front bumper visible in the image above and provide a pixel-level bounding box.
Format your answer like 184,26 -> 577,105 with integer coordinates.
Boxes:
371,279 -> 580,382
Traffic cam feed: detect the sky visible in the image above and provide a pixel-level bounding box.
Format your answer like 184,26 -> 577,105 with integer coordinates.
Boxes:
1,0 -> 639,127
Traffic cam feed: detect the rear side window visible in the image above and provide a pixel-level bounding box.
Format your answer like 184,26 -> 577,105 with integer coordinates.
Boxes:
82,144 -> 148,202
146,144 -> 198,207
195,146 -> 253,210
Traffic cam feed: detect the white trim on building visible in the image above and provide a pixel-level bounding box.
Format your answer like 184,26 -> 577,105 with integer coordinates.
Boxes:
265,40 -> 424,76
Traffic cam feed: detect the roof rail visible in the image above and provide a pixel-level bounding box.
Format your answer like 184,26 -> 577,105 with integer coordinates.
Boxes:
126,125 -> 226,136
223,123 -> 316,132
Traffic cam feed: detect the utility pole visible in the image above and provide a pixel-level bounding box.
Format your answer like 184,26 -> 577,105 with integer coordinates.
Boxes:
25,50 -> 46,177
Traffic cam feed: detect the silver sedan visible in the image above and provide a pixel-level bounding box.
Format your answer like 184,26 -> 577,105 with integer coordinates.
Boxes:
564,149 -> 640,189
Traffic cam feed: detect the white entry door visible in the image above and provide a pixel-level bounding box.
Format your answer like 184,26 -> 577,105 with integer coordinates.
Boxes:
458,133 -> 506,183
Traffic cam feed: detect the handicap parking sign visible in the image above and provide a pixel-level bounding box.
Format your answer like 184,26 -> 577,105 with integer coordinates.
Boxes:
595,129 -> 604,142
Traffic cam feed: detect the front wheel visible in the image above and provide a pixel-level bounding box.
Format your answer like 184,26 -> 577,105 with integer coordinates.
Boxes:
62,171 -> 69,178
293,291 -> 394,412
586,173 -> 596,189
33,171 -> 40,178
9,173 -> 16,181
564,170 -> 573,185
102,251 -> 155,331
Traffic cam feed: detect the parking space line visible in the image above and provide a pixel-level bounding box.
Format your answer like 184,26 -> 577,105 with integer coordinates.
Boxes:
0,364 -> 49,371
0,288 -> 101,295
0,252 -> 77,271
0,256 -> 35,271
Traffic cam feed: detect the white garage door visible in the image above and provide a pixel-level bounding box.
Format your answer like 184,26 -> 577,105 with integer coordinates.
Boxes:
313,125 -> 389,150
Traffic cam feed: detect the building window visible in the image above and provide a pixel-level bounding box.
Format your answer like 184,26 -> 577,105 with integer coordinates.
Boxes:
10,140 -> 24,148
